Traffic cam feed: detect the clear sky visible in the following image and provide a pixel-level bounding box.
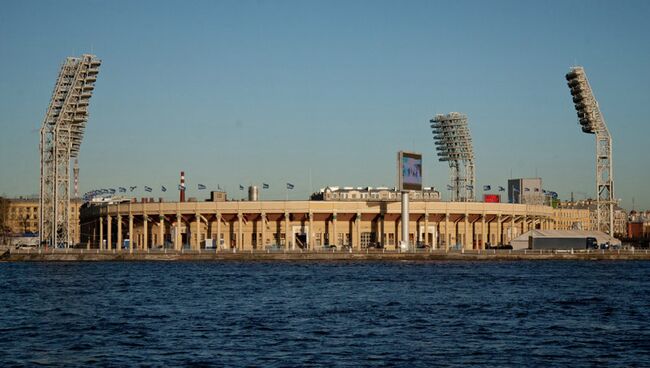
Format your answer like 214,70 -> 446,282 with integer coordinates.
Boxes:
0,0 -> 649,209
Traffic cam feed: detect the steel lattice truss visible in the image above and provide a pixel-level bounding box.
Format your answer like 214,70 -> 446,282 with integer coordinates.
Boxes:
566,66 -> 614,235
430,112 -> 475,202
40,54 -> 101,247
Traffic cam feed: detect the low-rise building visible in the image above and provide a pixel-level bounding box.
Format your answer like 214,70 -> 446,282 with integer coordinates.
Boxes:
0,197 -> 82,245
312,186 -> 441,201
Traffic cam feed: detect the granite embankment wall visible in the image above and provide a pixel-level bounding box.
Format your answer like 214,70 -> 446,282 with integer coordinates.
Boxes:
3,248 -> 650,262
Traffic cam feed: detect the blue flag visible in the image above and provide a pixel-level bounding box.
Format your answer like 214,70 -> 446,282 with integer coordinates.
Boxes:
144,186 -> 152,192
130,186 -> 137,192
198,184 -> 206,190
109,188 -> 116,194
161,186 -> 167,192
446,184 -> 453,190
239,185 -> 244,190
483,185 -> 491,191
466,185 -> 473,190
118,187 -> 126,193
498,186 -> 505,192
263,183 -> 269,189
287,183 -> 294,190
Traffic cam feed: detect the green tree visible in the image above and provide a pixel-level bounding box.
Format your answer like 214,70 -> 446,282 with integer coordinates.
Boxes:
0,197 -> 9,245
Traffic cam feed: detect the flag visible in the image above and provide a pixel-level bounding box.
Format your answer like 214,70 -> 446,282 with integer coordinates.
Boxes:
130,186 -> 137,192
109,188 -> 116,194
263,183 -> 269,189
178,184 -> 185,191
483,185 -> 491,191
287,183 -> 294,190
513,187 -> 520,193
198,184 -> 206,190
524,188 -> 530,192
239,185 -> 244,190
498,186 -> 505,191
446,184 -> 453,190
466,185 -> 473,190
144,186 -> 152,192
118,187 -> 126,193
161,186 -> 167,192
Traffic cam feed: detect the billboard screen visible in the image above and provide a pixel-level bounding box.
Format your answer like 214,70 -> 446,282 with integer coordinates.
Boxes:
398,151 -> 423,191
484,194 -> 501,203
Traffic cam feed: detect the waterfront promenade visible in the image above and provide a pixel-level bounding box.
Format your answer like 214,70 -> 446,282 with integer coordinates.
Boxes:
3,247 -> 650,262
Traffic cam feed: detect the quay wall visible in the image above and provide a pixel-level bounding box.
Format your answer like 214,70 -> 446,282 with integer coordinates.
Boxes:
4,249 -> 650,262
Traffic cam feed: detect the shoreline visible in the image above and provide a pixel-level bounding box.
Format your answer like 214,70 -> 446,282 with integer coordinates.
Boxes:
3,248 -> 650,262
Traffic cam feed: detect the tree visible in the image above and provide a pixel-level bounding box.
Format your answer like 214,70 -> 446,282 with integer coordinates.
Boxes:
0,197 -> 9,245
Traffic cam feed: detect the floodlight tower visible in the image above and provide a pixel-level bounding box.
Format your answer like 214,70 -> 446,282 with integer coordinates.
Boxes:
565,66 -> 614,235
40,54 -> 101,247
430,112 -> 475,201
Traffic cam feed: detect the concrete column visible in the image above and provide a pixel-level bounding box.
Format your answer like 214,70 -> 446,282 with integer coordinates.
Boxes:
444,213 -> 450,250
238,213 -> 243,250
481,216 -> 486,249
128,215 -> 134,253
216,213 -> 222,249
175,214 -> 181,250
261,212 -> 266,249
353,213 -> 359,249
159,216 -> 164,248
496,215 -> 502,245
424,212 -> 429,246
511,215 -> 515,243
522,215 -> 527,234
99,216 -> 104,250
401,193 -> 409,249
309,212 -> 314,250
464,213 -> 470,250
143,216 -> 148,250
285,212 -> 290,249
195,213 -> 201,250
332,212 -> 337,246
117,215 -> 123,252
379,214 -> 385,247
107,215 -> 112,250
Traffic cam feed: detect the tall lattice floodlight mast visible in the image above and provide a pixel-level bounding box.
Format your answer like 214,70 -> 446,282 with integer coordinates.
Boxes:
430,112 -> 475,202
565,66 -> 614,235
40,54 -> 101,247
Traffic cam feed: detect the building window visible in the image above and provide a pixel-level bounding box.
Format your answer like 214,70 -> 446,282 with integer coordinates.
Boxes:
361,232 -> 374,248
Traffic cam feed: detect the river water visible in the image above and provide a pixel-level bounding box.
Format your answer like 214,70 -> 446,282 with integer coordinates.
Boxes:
1,261 -> 649,367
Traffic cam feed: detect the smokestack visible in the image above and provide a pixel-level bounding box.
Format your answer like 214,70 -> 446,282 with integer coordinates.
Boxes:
180,171 -> 186,202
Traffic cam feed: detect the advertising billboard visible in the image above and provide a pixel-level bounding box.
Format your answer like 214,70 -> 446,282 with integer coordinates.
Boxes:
397,151 -> 423,191
484,194 -> 501,203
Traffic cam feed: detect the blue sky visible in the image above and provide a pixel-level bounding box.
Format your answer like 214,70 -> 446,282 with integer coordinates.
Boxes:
0,0 -> 649,209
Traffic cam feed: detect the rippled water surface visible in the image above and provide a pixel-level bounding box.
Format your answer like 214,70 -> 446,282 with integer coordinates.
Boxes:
1,261 -> 649,367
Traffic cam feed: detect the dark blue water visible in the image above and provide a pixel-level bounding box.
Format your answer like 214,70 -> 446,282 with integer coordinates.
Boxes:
1,261 -> 649,367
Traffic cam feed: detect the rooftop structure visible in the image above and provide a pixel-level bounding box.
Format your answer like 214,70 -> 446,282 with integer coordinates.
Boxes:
311,186 -> 441,201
